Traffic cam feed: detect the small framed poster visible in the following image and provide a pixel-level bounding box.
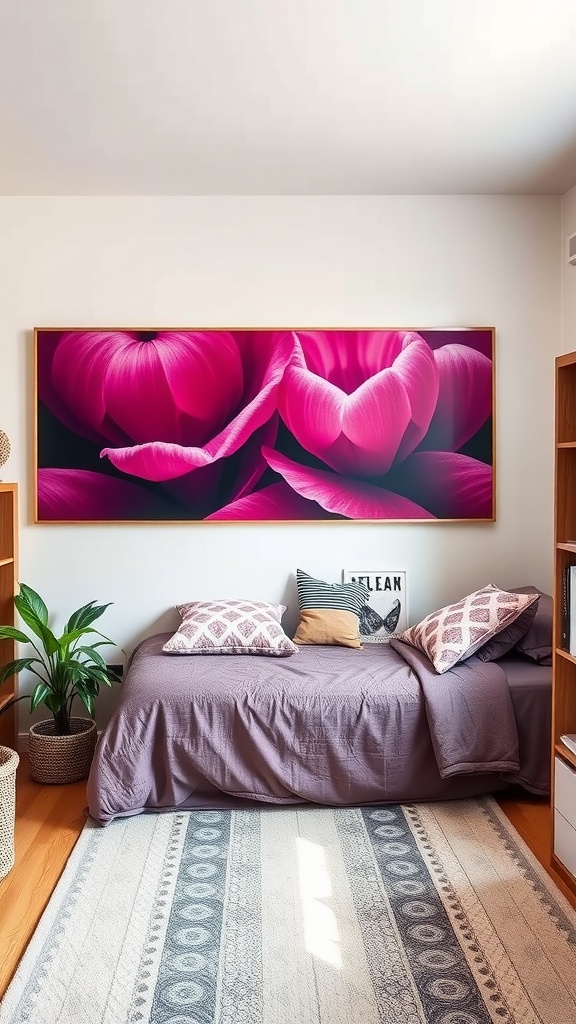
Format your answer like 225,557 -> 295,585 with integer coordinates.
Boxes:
342,570 -> 408,643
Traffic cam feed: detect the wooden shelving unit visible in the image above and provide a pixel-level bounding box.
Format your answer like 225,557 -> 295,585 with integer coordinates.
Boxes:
552,354 -> 576,897
0,482 -> 18,749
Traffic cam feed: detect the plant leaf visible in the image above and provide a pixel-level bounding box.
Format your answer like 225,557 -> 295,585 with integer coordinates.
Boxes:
16,584 -> 49,625
30,681 -> 52,711
44,692 -> 65,714
77,665 -> 108,687
89,668 -> 112,687
0,626 -> 32,644
57,662 -> 108,701
80,628 -> 117,645
57,660 -> 86,684
81,677 -> 100,697
65,602 -> 113,634
13,599 -> 58,654
76,690 -> 95,717
65,626 -> 115,649
74,647 -> 107,670
0,693 -> 28,718
63,600 -> 96,634
58,627 -> 99,648
0,658 -> 40,684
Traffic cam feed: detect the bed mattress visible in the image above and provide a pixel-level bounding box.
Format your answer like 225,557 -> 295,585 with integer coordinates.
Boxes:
86,635 -> 551,824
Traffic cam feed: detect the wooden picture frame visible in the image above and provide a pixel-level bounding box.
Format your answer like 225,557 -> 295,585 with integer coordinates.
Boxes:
35,327 -> 495,523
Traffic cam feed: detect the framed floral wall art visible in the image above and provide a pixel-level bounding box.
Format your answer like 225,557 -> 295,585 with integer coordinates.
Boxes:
34,327 -> 495,523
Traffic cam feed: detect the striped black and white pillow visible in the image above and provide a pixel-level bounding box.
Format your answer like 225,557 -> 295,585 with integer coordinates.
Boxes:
294,570 -> 370,648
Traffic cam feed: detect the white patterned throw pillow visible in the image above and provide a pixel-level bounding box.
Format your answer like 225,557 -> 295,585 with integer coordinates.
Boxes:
397,584 -> 540,674
162,599 -> 298,656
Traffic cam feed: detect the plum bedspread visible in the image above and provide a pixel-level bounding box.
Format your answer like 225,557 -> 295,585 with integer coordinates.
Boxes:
87,633 -> 551,825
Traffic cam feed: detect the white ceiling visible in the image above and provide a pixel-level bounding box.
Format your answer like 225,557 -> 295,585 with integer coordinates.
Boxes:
1,0 -> 576,196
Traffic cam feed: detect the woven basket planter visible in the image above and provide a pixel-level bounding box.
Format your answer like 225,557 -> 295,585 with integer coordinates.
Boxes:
28,717 -> 97,785
0,745 -> 20,880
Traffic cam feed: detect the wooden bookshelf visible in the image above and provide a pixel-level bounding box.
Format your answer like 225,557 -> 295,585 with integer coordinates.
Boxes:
0,483 -> 18,749
552,354 -> 576,897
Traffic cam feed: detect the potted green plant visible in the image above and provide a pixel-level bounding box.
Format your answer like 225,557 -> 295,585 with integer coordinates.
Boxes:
0,583 -> 121,784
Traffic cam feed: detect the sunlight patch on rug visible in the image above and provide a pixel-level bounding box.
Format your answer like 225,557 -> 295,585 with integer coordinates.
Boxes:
1,798 -> 575,1024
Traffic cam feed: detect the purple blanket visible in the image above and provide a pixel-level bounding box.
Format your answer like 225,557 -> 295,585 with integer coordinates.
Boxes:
87,634 -> 543,825
388,639 -> 519,777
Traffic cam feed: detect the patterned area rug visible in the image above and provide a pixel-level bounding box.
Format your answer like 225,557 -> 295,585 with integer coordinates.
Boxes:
1,798 -> 575,1024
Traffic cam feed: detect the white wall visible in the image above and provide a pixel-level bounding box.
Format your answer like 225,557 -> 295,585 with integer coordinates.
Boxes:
561,184 -> 576,351
0,195 -> 560,726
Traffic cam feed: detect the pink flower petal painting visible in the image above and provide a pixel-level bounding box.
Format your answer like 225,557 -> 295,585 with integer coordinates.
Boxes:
35,327 -> 495,523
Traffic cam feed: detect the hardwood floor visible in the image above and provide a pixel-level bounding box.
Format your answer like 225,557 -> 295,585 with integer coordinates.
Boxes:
494,786 -> 576,909
0,766 -> 574,1002
0,756 -> 88,1000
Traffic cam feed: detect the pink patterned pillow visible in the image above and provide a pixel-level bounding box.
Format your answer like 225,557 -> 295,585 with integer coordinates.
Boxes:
162,599 -> 298,657
397,584 -> 540,674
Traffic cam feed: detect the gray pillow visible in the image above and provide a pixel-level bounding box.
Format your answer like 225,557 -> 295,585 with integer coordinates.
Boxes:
511,586 -> 553,664
476,596 -> 539,662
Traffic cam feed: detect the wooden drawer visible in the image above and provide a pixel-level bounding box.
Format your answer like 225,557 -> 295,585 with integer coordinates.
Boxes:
554,809 -> 576,879
554,756 -> 576,831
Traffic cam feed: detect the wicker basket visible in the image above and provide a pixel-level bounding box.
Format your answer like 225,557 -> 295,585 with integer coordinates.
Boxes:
28,718 -> 97,785
0,745 -> 19,880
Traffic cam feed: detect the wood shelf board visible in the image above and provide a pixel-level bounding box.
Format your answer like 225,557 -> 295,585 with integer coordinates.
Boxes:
554,742 -> 576,771
556,352 -> 576,370
557,442 -> 576,448
0,557 -> 15,567
555,647 -> 576,666
557,543 -> 576,552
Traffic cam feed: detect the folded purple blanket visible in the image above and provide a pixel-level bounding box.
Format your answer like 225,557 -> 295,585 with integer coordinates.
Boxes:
389,639 -> 520,778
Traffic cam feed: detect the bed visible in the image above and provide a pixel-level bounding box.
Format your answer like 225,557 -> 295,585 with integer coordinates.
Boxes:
86,632 -> 551,825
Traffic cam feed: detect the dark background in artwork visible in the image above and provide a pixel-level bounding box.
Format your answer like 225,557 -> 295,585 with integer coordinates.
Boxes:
37,405 -> 191,519
37,404 -> 494,522
38,405 -> 104,473
459,419 -> 492,464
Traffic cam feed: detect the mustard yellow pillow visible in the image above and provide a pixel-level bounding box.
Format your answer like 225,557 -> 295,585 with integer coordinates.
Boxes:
293,570 -> 370,649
